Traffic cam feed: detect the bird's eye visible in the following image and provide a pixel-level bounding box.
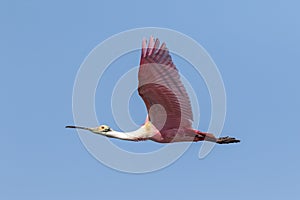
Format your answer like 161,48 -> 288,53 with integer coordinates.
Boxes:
101,126 -> 104,129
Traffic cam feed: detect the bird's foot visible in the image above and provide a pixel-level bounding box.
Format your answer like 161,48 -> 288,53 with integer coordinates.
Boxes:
216,136 -> 240,144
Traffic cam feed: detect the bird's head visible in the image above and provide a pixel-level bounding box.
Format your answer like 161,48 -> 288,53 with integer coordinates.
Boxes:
95,125 -> 112,133
65,124 -> 113,136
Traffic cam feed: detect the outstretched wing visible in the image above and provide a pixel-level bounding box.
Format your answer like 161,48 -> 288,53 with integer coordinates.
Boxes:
138,36 -> 193,133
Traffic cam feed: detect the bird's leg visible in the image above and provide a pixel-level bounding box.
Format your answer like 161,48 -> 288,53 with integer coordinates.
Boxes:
194,130 -> 240,144
204,133 -> 218,142
195,131 -> 218,142
216,136 -> 240,144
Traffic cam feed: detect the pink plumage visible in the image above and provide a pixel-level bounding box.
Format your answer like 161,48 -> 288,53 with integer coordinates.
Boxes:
66,37 -> 240,144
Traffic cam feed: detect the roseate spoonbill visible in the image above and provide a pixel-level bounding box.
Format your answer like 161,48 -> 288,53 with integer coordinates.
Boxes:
66,37 -> 240,144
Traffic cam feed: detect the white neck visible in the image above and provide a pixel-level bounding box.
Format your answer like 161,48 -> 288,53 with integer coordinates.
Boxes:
104,123 -> 157,141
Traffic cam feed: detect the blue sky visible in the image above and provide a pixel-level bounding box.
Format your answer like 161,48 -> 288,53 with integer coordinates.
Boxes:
1,0 -> 300,199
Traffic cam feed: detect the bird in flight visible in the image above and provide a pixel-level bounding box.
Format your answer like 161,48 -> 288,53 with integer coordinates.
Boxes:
66,37 -> 240,144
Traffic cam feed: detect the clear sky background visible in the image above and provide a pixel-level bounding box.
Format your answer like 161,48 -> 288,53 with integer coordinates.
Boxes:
1,0 -> 300,199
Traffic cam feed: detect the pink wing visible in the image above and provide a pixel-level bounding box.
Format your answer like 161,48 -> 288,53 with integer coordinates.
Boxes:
138,37 -> 193,134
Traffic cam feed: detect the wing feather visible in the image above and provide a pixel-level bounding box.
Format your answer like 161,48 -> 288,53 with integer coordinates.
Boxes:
138,37 -> 193,133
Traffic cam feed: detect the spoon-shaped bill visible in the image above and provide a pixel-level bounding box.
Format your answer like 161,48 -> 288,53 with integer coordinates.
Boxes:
65,125 -> 91,130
